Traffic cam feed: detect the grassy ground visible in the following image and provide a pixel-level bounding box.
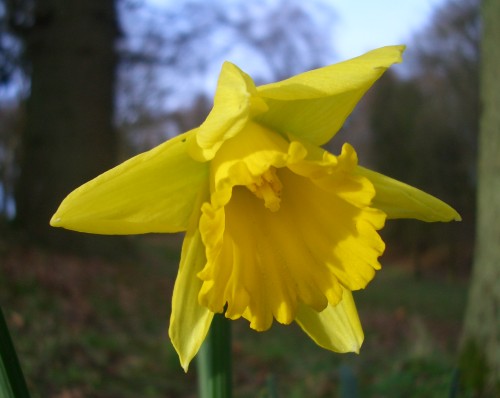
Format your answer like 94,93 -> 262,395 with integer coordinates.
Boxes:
1,236 -> 469,397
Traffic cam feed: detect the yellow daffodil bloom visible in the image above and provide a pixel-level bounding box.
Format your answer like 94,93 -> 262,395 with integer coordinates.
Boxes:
50,45 -> 460,371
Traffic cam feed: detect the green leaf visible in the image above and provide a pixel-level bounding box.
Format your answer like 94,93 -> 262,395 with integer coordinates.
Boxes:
0,307 -> 31,398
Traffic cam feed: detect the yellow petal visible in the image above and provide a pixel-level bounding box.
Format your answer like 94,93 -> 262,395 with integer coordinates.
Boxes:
356,166 -> 461,222
256,46 -> 405,145
169,215 -> 214,373
295,287 -> 364,353
198,126 -> 385,331
209,122 -> 303,199
50,130 -> 209,234
190,62 -> 268,161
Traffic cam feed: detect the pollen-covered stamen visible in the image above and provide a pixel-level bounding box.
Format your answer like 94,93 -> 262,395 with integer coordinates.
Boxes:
246,167 -> 283,212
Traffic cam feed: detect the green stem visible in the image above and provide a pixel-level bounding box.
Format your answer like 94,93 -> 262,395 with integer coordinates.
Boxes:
197,313 -> 232,398
0,306 -> 31,398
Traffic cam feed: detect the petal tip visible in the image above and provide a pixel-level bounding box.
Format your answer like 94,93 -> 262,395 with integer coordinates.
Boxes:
49,214 -> 62,227
351,337 -> 364,354
180,359 -> 190,373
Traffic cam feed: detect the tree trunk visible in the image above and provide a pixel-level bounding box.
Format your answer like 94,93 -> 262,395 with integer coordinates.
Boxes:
15,0 -> 119,249
460,0 -> 500,394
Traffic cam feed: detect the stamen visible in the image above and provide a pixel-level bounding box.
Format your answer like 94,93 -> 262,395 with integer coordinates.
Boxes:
246,168 -> 283,212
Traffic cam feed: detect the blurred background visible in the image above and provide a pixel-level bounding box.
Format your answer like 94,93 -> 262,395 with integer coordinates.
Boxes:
0,0 -> 485,397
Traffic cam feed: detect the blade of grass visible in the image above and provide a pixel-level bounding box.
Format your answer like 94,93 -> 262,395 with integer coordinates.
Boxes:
339,364 -> 358,398
266,374 -> 279,398
0,306 -> 31,398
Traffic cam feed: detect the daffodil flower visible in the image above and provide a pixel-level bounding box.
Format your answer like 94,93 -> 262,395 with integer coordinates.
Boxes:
50,45 -> 460,371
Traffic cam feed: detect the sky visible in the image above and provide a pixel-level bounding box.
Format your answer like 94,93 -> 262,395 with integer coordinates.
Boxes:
125,0 -> 452,122
147,0 -> 448,61
333,0 -> 447,60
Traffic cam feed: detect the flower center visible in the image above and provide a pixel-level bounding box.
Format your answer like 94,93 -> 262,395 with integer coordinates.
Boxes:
246,167 -> 282,212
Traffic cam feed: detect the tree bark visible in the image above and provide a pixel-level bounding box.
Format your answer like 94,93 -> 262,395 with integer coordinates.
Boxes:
460,0 -> 500,393
15,0 -> 119,249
